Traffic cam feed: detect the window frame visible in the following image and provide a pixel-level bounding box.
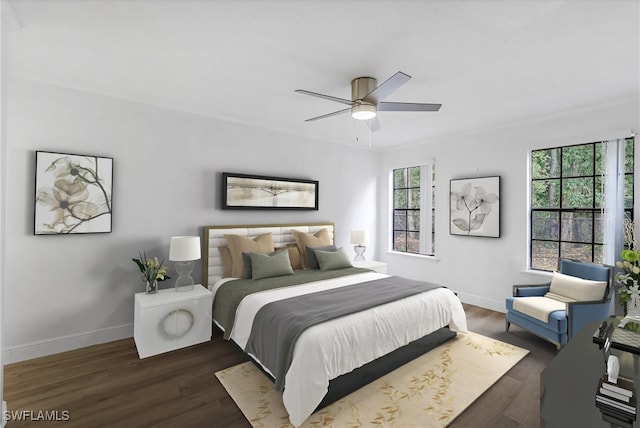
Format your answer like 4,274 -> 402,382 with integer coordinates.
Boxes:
390,160 -> 435,256
529,139 -> 634,271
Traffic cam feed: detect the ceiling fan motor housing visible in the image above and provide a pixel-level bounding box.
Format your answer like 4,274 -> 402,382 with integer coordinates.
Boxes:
351,77 -> 377,119
351,77 -> 377,102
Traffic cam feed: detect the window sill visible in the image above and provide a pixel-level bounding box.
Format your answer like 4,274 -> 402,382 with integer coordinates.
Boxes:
520,269 -> 553,280
385,251 -> 440,262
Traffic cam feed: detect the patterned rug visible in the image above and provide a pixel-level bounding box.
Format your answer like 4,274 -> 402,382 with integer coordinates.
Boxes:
215,332 -> 529,427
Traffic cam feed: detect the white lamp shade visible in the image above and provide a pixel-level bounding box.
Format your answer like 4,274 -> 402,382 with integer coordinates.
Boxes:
350,229 -> 368,246
169,236 -> 201,261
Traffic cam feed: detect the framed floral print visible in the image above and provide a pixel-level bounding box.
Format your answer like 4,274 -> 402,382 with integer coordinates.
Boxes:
34,151 -> 113,235
450,176 -> 500,238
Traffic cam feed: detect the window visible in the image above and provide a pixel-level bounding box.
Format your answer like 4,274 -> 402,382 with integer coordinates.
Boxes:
392,163 -> 435,255
530,138 -> 634,271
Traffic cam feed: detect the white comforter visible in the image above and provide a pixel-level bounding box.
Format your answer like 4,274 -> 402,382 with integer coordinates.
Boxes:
212,272 -> 467,427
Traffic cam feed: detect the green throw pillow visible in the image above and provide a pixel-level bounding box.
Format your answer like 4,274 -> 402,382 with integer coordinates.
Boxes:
249,250 -> 294,280
305,245 -> 338,269
314,248 -> 353,271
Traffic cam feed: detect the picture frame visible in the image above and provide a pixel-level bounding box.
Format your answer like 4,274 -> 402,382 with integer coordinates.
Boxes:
221,172 -> 319,210
34,151 -> 113,235
450,176 -> 500,238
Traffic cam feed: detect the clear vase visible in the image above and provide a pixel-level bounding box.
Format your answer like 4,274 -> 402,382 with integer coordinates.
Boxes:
146,279 -> 158,294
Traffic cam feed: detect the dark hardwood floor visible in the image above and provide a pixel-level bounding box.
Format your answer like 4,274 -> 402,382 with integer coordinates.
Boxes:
4,304 -> 556,427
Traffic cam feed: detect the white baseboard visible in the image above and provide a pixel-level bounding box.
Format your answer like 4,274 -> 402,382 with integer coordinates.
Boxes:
3,324 -> 133,364
457,292 -> 506,314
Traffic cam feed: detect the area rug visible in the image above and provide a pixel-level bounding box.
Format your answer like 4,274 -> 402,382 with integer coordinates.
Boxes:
215,331 -> 529,427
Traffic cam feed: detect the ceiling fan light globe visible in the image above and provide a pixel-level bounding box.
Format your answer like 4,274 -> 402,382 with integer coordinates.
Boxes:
351,104 -> 377,120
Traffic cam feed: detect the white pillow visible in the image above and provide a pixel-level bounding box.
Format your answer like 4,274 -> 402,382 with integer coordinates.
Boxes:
548,271 -> 607,302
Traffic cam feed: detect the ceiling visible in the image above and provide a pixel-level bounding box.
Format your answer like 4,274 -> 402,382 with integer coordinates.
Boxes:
6,0 -> 639,149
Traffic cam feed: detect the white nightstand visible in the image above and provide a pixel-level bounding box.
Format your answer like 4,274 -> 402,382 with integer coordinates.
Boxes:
134,284 -> 213,358
353,260 -> 388,274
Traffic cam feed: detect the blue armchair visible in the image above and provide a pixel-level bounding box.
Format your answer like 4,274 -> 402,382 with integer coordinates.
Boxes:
505,259 -> 612,349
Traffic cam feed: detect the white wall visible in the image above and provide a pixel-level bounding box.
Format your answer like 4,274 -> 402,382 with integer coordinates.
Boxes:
0,0 -> 7,423
378,97 -> 640,312
3,78 -> 378,362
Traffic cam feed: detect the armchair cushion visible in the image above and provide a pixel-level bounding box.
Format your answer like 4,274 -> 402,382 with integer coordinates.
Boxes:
512,296 -> 567,323
548,271 -> 607,301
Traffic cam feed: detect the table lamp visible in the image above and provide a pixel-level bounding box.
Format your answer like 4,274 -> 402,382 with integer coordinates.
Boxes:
350,229 -> 368,261
169,236 -> 201,291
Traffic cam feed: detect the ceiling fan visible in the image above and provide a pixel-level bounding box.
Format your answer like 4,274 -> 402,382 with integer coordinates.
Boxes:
295,71 -> 441,132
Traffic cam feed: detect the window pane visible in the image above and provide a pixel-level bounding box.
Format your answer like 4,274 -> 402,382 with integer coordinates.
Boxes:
408,188 -> 420,209
532,148 -> 561,179
407,232 -> 420,253
625,174 -> 634,208
625,139 -> 635,173
393,168 -> 407,188
532,179 -> 560,208
562,144 -> 594,177
531,241 -> 559,271
560,242 -> 592,263
560,211 -> 592,243
594,244 -> 603,264
394,189 -> 407,209
407,210 -> 420,231
562,177 -> 593,208
595,143 -> 605,175
393,231 -> 406,252
409,167 -> 421,187
595,176 -> 603,209
532,211 -> 559,240
394,210 -> 406,230
594,212 -> 604,244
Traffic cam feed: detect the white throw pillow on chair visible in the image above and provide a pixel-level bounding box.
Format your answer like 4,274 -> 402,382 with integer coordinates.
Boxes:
547,271 -> 607,302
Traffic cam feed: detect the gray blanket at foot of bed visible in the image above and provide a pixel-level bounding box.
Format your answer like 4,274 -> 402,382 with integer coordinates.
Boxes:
244,275 -> 442,391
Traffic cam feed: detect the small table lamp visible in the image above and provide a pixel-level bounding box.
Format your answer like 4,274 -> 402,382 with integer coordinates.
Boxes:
169,236 -> 201,291
351,229 -> 368,261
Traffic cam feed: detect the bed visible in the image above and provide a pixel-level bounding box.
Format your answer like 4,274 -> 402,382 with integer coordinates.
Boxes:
205,222 -> 467,427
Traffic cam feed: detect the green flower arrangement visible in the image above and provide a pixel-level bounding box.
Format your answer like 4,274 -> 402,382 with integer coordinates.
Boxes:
616,249 -> 640,306
616,219 -> 640,311
132,252 -> 170,284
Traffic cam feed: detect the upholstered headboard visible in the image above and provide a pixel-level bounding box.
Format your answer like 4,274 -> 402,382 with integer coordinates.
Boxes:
203,222 -> 335,289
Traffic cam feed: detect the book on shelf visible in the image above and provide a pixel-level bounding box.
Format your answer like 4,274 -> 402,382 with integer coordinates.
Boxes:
600,386 -> 632,402
596,399 -> 636,420
600,374 -> 634,397
596,394 -> 637,415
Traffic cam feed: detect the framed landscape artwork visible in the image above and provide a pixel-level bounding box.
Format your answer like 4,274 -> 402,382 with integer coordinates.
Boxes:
221,172 -> 319,210
450,176 -> 500,238
34,151 -> 113,235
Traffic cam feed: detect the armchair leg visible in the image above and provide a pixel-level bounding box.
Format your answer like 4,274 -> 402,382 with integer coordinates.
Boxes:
505,319 -> 510,333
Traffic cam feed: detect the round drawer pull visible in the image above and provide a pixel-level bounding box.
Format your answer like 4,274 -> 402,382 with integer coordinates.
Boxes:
161,309 -> 194,338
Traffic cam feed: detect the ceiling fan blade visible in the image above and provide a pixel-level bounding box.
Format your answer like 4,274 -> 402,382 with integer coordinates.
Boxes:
367,117 -> 381,132
378,102 -> 442,112
362,71 -> 411,104
295,89 -> 355,106
304,107 -> 351,122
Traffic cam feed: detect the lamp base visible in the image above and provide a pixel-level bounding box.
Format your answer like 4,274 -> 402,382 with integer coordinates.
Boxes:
354,245 -> 366,262
174,260 -> 195,292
